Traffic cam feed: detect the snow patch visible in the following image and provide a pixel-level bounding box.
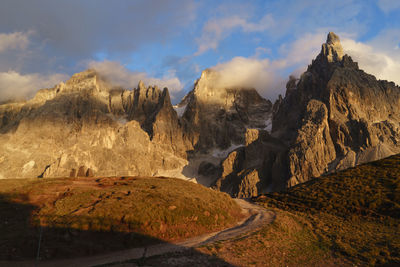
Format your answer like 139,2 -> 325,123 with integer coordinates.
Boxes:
173,104 -> 187,117
211,144 -> 243,158
117,117 -> 128,125
107,114 -> 129,125
263,117 -> 272,132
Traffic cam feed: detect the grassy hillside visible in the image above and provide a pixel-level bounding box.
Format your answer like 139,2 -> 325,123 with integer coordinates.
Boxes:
256,154 -> 400,266
192,155 -> 400,266
0,176 -> 243,260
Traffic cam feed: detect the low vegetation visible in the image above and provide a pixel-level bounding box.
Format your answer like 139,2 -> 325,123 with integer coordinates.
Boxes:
194,155 -> 400,266
3,155 -> 400,265
0,176 -> 243,260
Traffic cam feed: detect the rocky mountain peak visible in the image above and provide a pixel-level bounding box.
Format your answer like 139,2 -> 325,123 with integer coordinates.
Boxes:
326,31 -> 340,45
320,31 -> 344,63
66,69 -> 112,93
138,80 -> 146,91
192,69 -> 224,102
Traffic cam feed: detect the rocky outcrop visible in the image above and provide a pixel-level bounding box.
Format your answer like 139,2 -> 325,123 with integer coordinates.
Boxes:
181,69 -> 273,151
2,32 -> 400,199
0,69 -> 191,179
272,32 -> 400,188
213,32 -> 400,196
213,129 -> 287,197
176,69 -> 274,188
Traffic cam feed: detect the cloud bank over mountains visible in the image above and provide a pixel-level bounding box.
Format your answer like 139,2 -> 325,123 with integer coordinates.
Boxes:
0,1 -> 399,102
88,60 -> 183,96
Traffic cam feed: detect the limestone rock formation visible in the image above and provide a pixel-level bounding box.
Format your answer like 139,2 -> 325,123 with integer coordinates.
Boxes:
213,128 -> 287,197
0,69 -> 192,179
214,32 -> 400,195
273,32 -> 400,187
177,69 -> 274,186
180,69 -> 273,151
2,32 -> 400,200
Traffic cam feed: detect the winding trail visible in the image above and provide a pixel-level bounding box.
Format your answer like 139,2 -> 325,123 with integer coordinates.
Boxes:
3,199 -> 275,267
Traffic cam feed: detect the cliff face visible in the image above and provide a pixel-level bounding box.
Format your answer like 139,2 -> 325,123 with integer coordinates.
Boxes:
181,69 -> 273,151
2,32 -> 400,198
0,70 -> 192,179
213,32 -> 400,196
176,69 -> 273,186
273,32 -> 400,187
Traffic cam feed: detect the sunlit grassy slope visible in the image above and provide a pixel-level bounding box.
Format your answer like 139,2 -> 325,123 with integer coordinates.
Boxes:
195,154 -> 400,266
256,154 -> 400,266
0,176 -> 243,260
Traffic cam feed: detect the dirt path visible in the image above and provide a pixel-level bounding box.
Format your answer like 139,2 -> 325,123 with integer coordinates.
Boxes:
3,199 -> 275,267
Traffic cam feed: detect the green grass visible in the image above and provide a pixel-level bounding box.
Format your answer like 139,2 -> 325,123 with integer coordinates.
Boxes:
0,176 -> 243,260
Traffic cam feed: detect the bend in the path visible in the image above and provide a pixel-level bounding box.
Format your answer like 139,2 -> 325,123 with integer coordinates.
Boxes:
1,199 -> 275,267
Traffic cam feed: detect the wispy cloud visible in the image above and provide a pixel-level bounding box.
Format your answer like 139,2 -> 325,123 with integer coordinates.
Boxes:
195,14 -> 274,55
342,38 -> 400,85
0,31 -> 32,53
0,71 -> 68,101
88,60 -> 183,97
377,0 -> 400,13
205,30 -> 400,101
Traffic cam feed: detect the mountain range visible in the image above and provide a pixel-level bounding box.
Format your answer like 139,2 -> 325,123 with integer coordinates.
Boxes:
1,32 -> 399,197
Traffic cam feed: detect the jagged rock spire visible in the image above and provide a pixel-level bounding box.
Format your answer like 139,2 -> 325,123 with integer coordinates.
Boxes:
138,80 -> 146,90
321,32 -> 344,63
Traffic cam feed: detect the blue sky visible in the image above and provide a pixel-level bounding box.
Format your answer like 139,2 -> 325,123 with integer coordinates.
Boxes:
0,0 -> 399,103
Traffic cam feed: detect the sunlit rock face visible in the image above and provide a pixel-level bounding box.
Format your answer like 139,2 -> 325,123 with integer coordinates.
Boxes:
0,70 -> 192,179
321,32 -> 344,63
272,32 -> 400,187
2,32 -> 400,199
180,68 -> 273,151
212,32 -> 400,196
175,69 -> 274,189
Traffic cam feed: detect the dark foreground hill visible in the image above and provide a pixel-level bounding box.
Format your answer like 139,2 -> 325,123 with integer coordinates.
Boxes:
0,176 -> 243,260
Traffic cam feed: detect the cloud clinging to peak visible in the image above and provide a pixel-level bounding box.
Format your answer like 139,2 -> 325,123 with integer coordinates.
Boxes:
0,71 -> 68,102
88,60 -> 183,97
342,38 -> 400,85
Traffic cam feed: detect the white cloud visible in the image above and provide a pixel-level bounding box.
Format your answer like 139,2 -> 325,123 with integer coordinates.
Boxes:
342,38 -> 400,85
274,31 -> 400,86
377,0 -> 400,13
0,31 -> 32,53
209,56 -> 284,100
203,33 -> 325,100
0,71 -> 68,101
195,14 -> 274,55
205,30 -> 400,102
271,30 -> 400,87
88,60 -> 183,97
276,32 -> 326,70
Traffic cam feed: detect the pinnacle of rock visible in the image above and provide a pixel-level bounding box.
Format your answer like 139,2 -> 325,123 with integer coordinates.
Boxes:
138,80 -> 146,90
326,32 -> 340,45
321,31 -> 344,62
